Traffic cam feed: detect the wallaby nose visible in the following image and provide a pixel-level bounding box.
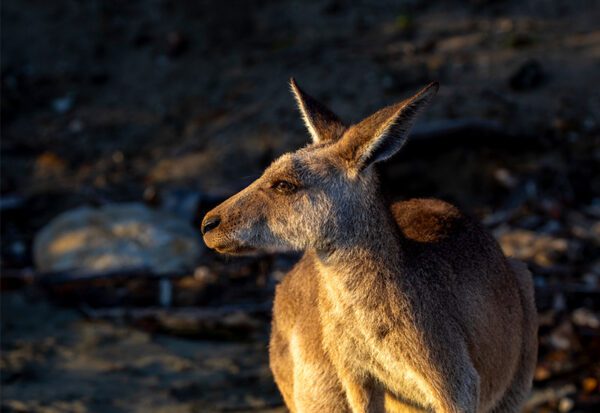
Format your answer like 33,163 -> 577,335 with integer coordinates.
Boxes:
202,215 -> 221,235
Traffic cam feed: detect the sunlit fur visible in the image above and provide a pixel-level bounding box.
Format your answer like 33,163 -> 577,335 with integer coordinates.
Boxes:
202,81 -> 537,413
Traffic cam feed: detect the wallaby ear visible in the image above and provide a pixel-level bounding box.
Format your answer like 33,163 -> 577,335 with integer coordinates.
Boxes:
290,78 -> 346,144
335,82 -> 439,172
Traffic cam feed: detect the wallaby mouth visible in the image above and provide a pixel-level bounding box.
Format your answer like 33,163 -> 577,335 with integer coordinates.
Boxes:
213,243 -> 257,255
203,233 -> 257,256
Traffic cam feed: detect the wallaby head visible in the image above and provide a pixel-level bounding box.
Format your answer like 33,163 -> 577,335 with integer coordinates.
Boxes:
202,79 -> 438,255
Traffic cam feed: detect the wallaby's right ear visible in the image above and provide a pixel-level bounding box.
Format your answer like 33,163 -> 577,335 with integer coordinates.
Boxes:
290,78 -> 346,144
335,82 -> 439,174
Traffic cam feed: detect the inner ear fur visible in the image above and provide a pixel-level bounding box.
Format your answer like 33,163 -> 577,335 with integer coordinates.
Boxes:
335,82 -> 439,171
290,78 -> 347,144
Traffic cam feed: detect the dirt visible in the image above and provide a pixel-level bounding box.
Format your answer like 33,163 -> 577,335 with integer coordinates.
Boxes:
1,292 -> 284,413
2,0 -> 600,412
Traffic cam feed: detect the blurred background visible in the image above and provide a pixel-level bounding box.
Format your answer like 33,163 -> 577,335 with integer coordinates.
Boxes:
1,0 -> 599,412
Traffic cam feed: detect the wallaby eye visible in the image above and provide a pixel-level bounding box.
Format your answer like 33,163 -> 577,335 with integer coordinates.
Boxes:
271,180 -> 297,194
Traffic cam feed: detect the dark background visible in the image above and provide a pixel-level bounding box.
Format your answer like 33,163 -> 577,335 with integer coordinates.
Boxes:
1,1 -> 599,412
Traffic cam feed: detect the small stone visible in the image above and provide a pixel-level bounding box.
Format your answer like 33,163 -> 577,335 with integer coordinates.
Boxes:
497,18 -> 514,33
321,0 -> 343,15
583,201 -> 600,219
166,31 -> 188,58
494,168 -> 517,188
10,240 -> 26,255
3,400 -> 29,412
549,320 -> 575,350
534,364 -> 551,381
52,96 -> 74,114
506,33 -> 535,49
509,60 -> 546,91
111,151 -> 124,163
68,119 -> 84,133
143,186 -> 159,205
437,33 -> 483,53
582,272 -> 598,287
558,397 -> 574,412
193,266 -> 217,284
582,377 -> 598,393
553,293 -> 566,313
498,229 -> 568,267
34,152 -> 67,181
571,308 -> 600,329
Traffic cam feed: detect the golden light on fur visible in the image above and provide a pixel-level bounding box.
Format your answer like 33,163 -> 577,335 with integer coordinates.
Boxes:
202,80 -> 537,413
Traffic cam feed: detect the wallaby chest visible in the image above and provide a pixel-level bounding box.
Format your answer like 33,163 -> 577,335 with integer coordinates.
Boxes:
315,264 -> 435,407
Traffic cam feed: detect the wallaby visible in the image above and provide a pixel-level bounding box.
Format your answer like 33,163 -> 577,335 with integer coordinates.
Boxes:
202,80 -> 538,413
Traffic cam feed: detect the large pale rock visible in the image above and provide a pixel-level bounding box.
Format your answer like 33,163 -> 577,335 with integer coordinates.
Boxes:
34,203 -> 202,274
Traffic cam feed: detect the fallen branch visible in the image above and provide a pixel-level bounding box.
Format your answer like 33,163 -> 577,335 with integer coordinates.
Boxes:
4,268 -> 600,296
81,302 -> 272,338
81,302 -> 271,319
1,266 -> 194,286
401,117 -> 541,155
534,283 -> 600,296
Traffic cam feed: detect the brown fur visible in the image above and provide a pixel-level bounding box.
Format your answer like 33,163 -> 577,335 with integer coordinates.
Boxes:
202,81 -> 538,412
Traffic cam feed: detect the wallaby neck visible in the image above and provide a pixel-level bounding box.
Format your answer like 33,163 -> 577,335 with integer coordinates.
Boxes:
314,201 -> 403,308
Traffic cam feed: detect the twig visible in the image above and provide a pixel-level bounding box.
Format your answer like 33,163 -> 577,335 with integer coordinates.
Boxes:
81,302 -> 272,320
535,283 -> 600,295
1,266 -> 194,285
80,302 -> 273,338
411,118 -> 506,141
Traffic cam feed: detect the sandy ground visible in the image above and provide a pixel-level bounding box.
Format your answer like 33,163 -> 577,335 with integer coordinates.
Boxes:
1,292 -> 284,413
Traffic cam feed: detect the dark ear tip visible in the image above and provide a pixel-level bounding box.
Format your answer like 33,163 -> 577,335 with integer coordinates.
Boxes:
411,82 -> 439,103
425,81 -> 440,94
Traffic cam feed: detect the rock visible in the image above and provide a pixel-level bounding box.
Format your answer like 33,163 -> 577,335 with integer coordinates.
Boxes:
558,397 -> 574,412
549,320 -> 576,351
34,203 -> 203,274
506,33 -> 535,49
165,31 -> 188,58
34,152 -> 67,181
568,211 -> 600,244
51,95 -> 74,114
582,377 -> 599,393
436,33 -> 483,53
571,308 -> 600,329
493,167 -> 518,189
321,0 -> 344,15
509,59 -> 546,91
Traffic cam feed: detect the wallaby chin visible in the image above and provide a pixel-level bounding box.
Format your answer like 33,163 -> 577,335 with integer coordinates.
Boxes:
213,244 -> 258,256
204,231 -> 298,256
203,80 -> 537,413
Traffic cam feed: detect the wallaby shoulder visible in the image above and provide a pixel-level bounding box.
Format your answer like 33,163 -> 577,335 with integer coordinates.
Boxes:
390,198 -> 506,270
390,198 -> 471,243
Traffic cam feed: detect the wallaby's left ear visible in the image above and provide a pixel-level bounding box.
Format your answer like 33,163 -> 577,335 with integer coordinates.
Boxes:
290,78 -> 346,144
336,82 -> 439,172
